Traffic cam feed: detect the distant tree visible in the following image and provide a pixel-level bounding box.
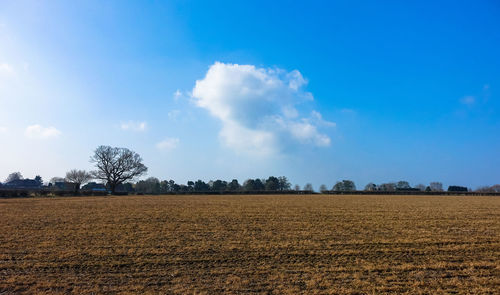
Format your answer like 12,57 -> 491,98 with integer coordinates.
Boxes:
255,179 -> 265,191
333,180 -> 356,191
319,184 -> 328,193
243,179 -> 255,191
178,184 -> 189,192
212,180 -> 227,191
425,186 -> 431,192
34,175 -> 43,187
333,181 -> 342,191
294,184 -> 300,191
187,181 -> 194,191
476,186 -> 489,192
265,176 -> 280,191
135,177 -> 160,194
278,176 -> 291,191
170,180 -> 180,192
194,180 -> 210,191
243,179 -> 265,191
159,180 -> 169,194
396,181 -> 411,190
135,180 -> 146,194
304,183 -> 313,192
49,177 -> 65,185
491,185 -> 500,193
65,169 -> 93,193
111,182 -> 135,194
228,179 -> 240,191
429,182 -> 443,192
364,183 -> 377,191
415,184 -> 426,191
344,180 -> 356,191
90,145 -> 148,194
5,172 -> 23,183
166,180 -> 175,192
447,185 -> 468,192
379,183 -> 396,191
476,184 -> 500,193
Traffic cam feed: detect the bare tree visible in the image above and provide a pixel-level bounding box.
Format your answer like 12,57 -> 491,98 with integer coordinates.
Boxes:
333,180 -> 356,191
476,184 -> 500,193
396,181 -> 411,190
489,184 -> 500,193
304,183 -> 314,192
5,172 -> 23,183
319,184 -> 328,193
364,183 -> 377,191
430,182 -> 443,192
65,169 -> 93,193
415,184 -> 426,191
90,145 -> 148,194
379,183 -> 396,191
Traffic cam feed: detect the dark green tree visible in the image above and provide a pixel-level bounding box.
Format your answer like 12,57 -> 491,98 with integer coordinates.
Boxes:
228,179 -> 240,191
212,180 -> 227,191
278,176 -> 291,191
265,176 -> 279,191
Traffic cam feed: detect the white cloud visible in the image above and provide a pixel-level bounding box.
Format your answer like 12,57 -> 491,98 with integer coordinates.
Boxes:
156,137 -> 180,151
279,119 -> 331,146
0,63 -> 14,75
460,96 -> 475,105
0,126 -> 7,134
25,124 -> 61,139
168,109 -> 181,120
173,89 -> 182,100
311,110 -> 336,127
191,62 -> 333,155
120,121 -> 147,132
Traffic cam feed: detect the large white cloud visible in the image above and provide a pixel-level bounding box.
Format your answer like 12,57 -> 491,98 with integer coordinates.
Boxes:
191,62 -> 333,155
25,124 -> 61,139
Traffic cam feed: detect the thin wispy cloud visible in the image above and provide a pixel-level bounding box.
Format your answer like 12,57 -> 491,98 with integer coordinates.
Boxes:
0,126 -> 7,134
173,89 -> 182,100
120,121 -> 147,132
167,110 -> 181,120
0,63 -> 14,75
191,62 -> 333,156
460,96 -> 476,106
340,108 -> 356,115
25,124 -> 61,139
156,137 -> 180,151
311,111 -> 336,127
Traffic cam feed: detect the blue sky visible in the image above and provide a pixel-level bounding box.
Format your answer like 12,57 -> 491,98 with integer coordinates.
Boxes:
0,0 -> 499,189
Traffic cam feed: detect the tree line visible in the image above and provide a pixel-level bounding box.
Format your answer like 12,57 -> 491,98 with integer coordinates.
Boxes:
1,145 -> 499,195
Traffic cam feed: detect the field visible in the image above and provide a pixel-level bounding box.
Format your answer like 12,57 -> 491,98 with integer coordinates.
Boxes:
0,195 -> 499,294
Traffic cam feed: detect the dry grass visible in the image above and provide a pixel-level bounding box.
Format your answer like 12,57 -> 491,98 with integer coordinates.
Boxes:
0,195 -> 499,294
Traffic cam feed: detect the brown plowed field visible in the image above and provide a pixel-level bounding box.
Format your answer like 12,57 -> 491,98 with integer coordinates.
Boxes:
0,195 -> 499,294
